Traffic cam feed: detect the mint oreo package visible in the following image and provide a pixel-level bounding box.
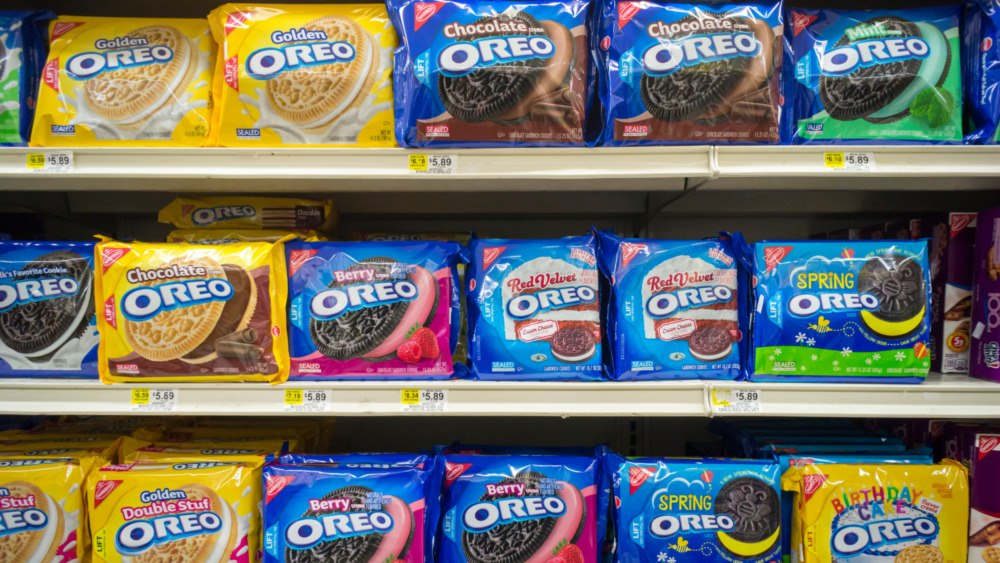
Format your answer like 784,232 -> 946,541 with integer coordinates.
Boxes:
0,241 -> 98,377
790,7 -> 962,144
0,11 -> 55,146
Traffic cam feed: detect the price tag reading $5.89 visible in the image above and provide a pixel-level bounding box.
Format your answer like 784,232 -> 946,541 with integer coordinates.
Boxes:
712,388 -> 762,414
824,152 -> 875,172
408,154 -> 457,175
401,389 -> 448,412
283,389 -> 330,412
130,388 -> 178,412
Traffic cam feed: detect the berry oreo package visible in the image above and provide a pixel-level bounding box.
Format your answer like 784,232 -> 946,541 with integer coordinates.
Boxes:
438,454 -> 608,563
595,0 -> 789,145
791,7 -> 962,144
467,235 -> 603,380
387,0 -> 593,147
963,0 -> 1000,143
0,11 -> 55,145
596,231 -> 747,380
286,240 -> 465,379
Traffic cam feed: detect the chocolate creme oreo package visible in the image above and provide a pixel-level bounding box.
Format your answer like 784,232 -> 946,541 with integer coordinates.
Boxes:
791,7 -> 962,144
467,236 -> 603,380
596,231 -> 747,380
387,0 -> 593,147
596,0 -> 790,145
964,0 -> 1000,144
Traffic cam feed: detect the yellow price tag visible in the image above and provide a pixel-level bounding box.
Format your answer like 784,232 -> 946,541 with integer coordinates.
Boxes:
711,389 -> 730,406
26,153 -> 45,169
401,389 -> 420,405
824,152 -> 845,168
284,389 -> 303,405
409,155 -> 428,171
131,388 -> 150,405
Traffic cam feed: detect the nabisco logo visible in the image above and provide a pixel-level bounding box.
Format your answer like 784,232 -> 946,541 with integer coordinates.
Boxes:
289,249 -> 318,276
803,474 -> 827,501
950,213 -> 975,237
618,2 -> 641,29
265,475 -> 295,504
629,466 -> 653,495
225,56 -> 239,91
415,3 -> 445,31
483,247 -> 506,269
601,36 -> 611,50
622,242 -> 646,268
792,12 -> 817,37
444,462 -> 471,487
43,59 -> 60,92
93,480 -> 122,508
709,247 -> 734,266
51,21 -> 84,40
102,247 -> 127,273
225,11 -> 254,35
763,246 -> 793,274
984,37 -> 994,52
622,124 -> 648,137
978,435 -> 1000,460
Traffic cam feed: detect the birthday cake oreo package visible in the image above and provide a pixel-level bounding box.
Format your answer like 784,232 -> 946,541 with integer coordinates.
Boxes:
739,237 -> 932,382
790,7 -> 962,144
467,235 -> 603,380
596,231 -> 747,380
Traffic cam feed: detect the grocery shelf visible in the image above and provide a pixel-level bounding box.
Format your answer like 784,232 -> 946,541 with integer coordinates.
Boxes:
0,373 -> 996,418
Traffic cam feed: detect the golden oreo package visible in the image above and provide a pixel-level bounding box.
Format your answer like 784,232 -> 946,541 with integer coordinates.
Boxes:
782,461 -> 969,563
87,461 -> 260,563
32,17 -> 216,146
94,239 -> 289,383
208,3 -> 397,147
168,229 -> 325,244
158,197 -> 336,232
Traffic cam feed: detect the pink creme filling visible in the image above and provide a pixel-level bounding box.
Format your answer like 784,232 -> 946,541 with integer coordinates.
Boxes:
363,266 -> 438,359
371,495 -> 413,563
525,482 -> 585,563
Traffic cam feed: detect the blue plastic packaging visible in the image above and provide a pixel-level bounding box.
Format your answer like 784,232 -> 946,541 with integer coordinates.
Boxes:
964,0 -> 1000,143
0,11 -> 54,146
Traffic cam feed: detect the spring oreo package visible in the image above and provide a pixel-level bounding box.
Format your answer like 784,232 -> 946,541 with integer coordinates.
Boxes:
964,0 -> 1000,144
0,241 -> 98,377
791,7 -> 962,144
596,231 -> 746,380
286,240 -> 464,379
438,454 -> 608,563
0,11 -> 55,145
387,0 -> 592,147
596,1 -> 788,145
741,238 -> 932,382
468,236 -> 602,380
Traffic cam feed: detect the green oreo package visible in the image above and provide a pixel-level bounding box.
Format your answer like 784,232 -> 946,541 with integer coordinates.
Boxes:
790,7 -> 962,144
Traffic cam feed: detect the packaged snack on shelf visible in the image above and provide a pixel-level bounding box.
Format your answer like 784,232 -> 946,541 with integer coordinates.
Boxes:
0,436 -> 121,453
737,237 -> 932,382
275,452 -> 430,467
595,0 -> 788,145
387,0 -> 592,147
120,436 -> 287,463
94,239 -> 289,383
435,441 -> 600,456
31,16 -> 216,146
968,432 -> 1000,563
286,239 -> 465,379
468,235 -> 603,380
923,213 -> 976,374
149,425 -> 303,451
261,455 -> 442,562
790,7 -> 962,144
971,206 -> 1000,383
208,3 -> 397,148
87,460 -> 260,563
168,229 -> 325,244
964,0 -> 1000,144
596,231 -> 747,380
438,454 -> 608,563
884,219 -> 922,241
0,241 -> 98,378
608,455 -> 782,563
0,11 -> 55,145
159,197 -> 336,232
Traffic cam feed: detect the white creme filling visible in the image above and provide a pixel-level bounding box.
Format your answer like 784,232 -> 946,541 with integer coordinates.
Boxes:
690,342 -> 732,362
297,33 -> 374,129
25,280 -> 92,359
202,502 -> 234,563
111,40 -> 194,125
870,22 -> 949,119
26,492 -> 59,563
552,346 -> 594,362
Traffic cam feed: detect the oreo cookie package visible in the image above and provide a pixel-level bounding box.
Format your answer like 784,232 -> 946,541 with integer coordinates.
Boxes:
0,241 -> 98,377
437,454 -> 608,563
596,1 -> 788,145
608,455 -> 782,563
791,7 -> 962,144
963,0 -> 1000,144
596,232 -> 747,380
262,456 -> 442,563
387,0 -> 593,147
0,11 -> 54,145
739,238 -> 932,382
467,235 -> 603,380
286,240 -> 465,379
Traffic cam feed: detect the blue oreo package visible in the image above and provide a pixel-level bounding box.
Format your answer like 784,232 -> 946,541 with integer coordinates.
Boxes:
0,241 -> 98,377
285,240 -> 466,380
595,0 -> 790,145
434,441 -> 602,456
438,454 -> 608,563
737,237 -> 932,382
262,456 -> 443,563
275,453 -> 431,467
790,7 -> 963,144
467,235 -> 603,380
596,231 -> 746,380
964,0 -> 1000,143
0,11 -> 54,146
387,0 -> 594,147
608,455 -> 782,563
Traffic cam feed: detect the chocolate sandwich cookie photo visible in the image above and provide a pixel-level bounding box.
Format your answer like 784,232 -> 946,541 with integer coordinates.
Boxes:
790,7 -> 962,144
597,1 -> 787,145
387,0 -> 592,147
93,239 -> 290,383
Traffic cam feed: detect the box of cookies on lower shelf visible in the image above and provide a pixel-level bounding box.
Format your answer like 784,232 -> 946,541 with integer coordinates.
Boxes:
972,207 -> 1000,384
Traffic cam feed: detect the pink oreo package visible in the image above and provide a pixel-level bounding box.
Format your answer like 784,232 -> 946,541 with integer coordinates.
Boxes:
971,207 -> 1000,383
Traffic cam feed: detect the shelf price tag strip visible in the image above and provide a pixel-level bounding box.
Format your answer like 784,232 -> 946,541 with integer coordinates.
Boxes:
283,389 -> 330,412
712,388 -> 762,414
824,152 -> 875,172
130,388 -> 178,412
26,151 -> 74,174
401,388 -> 448,412
409,154 -> 457,175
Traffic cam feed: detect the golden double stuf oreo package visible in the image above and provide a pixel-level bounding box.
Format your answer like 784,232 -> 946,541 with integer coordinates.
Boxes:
32,17 -> 216,146
158,197 -> 336,232
208,3 -> 397,147
94,239 -> 289,383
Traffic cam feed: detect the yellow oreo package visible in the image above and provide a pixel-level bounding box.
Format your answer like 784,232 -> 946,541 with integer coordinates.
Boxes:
168,229 -> 326,244
208,3 -> 396,147
32,17 -> 216,146
0,457 -> 94,563
153,426 -> 304,452
782,462 -> 969,563
158,197 -> 336,231
120,436 -> 287,463
0,437 -> 120,452
87,461 -> 260,563
94,240 -> 289,383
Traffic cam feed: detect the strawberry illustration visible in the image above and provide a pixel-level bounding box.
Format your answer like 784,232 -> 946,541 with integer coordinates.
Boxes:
409,327 -> 440,359
397,341 -> 422,363
552,540 -> 584,563
547,558 -> 568,563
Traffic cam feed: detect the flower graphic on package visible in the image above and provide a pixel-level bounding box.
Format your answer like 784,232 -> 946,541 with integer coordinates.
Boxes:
865,357 -> 872,365
895,351 -> 906,361
795,332 -> 807,343
841,347 -> 852,357
873,353 -> 881,360
807,338 -> 816,346
811,354 -> 818,361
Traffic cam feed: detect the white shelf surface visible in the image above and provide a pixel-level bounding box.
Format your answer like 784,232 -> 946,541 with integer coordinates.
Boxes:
0,373 -> 995,417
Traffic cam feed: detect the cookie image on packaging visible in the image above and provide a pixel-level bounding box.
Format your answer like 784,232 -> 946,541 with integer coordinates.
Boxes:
0,480 -> 65,563
129,483 -> 238,563
713,476 -> 780,558
857,253 -> 927,339
894,544 -> 944,563
549,326 -> 595,363
688,325 -> 733,362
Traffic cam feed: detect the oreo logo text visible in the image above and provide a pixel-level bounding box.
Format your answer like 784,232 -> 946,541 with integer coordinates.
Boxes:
649,514 -> 734,537
0,508 -> 47,537
121,279 -> 234,322
438,35 -> 555,77
310,281 -> 418,320
506,285 -> 596,321
285,512 -> 394,550
820,38 -> 929,76
115,512 -> 223,555
191,205 -> 256,226
463,496 -> 566,533
246,41 -> 355,80
645,286 -> 733,319
0,277 -> 80,313
787,293 -> 879,317
642,33 -> 759,76
66,42 -> 174,80
832,517 -> 938,557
